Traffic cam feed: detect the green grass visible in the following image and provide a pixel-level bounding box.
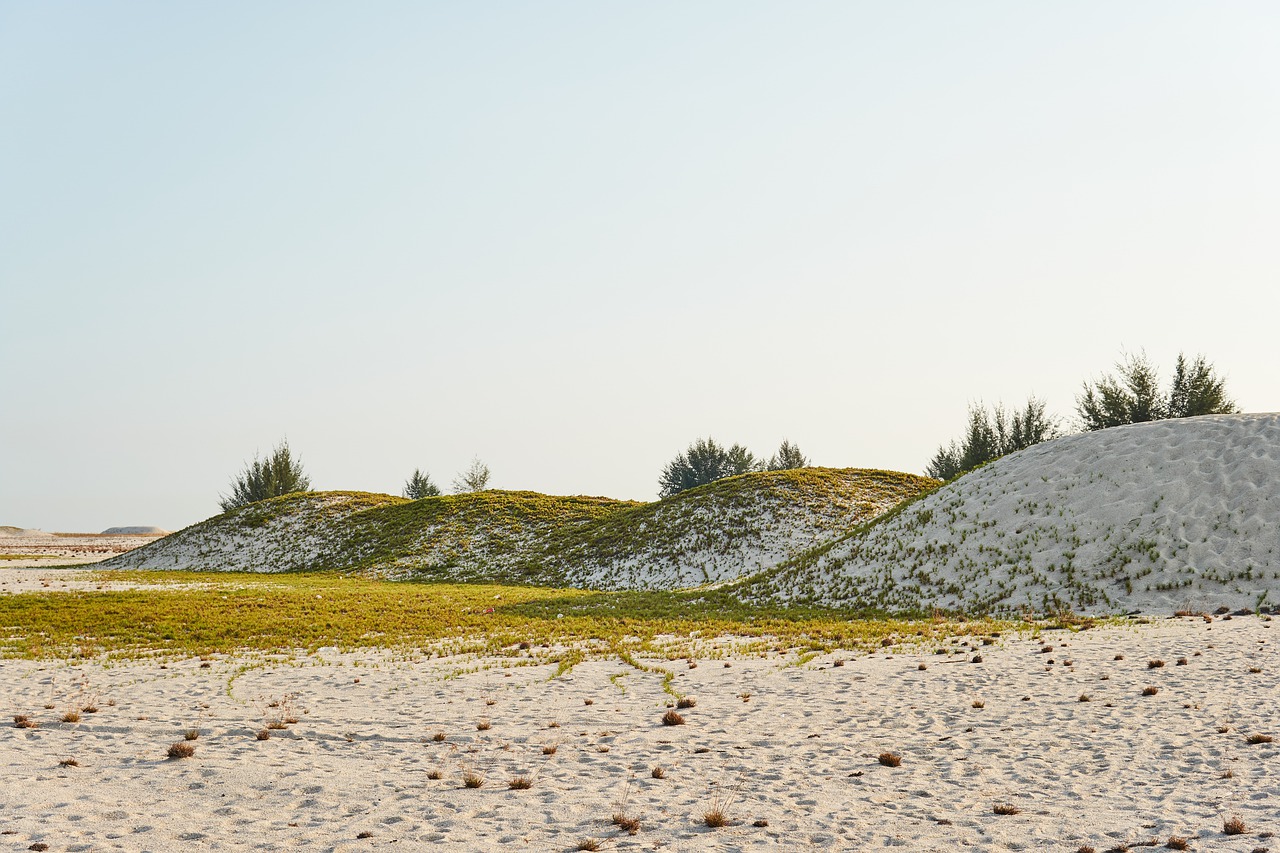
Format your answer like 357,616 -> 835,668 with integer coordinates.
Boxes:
0,570 -> 1015,661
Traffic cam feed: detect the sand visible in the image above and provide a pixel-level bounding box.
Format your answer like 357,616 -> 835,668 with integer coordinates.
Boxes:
757,413 -> 1280,614
0,532 -> 162,569
3,613 -> 1277,851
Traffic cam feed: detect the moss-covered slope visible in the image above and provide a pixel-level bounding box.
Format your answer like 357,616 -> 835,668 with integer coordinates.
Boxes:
537,467 -> 939,590
105,490 -> 638,578
106,468 -> 937,589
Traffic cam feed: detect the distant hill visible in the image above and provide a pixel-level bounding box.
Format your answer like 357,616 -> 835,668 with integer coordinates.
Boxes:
101,526 -> 168,535
738,414 -> 1280,615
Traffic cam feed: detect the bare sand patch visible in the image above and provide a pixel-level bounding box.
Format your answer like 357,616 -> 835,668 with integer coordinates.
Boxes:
1,616 -> 1275,850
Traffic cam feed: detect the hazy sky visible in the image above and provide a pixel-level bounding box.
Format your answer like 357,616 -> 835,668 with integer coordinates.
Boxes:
2,2 -> 1278,532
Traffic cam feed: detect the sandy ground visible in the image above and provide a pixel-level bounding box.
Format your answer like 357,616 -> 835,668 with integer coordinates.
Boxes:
2,614 -> 1277,851
0,533 -> 162,568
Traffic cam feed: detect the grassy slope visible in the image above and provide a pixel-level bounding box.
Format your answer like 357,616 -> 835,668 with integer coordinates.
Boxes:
540,467 -> 939,590
105,490 -> 640,579
106,468 -> 938,590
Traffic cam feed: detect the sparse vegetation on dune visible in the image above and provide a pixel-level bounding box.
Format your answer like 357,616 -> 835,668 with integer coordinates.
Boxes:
102,467 -> 937,592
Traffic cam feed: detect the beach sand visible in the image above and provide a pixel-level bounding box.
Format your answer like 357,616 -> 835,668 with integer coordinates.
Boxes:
2,613 -> 1276,850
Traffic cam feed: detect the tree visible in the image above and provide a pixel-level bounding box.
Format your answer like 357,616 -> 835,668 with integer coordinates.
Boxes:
219,439 -> 312,512
926,398 -> 1059,481
403,468 -> 441,499
1077,351 -> 1237,430
767,439 -> 810,471
1168,353 -> 1238,418
451,457 -> 491,493
659,437 -> 759,497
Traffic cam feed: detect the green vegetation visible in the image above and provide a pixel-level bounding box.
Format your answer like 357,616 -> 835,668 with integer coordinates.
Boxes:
0,570 -> 1015,661
403,468 -> 442,499
219,438 -> 312,511
1078,351 -> 1237,430
110,467 -> 935,591
659,437 -> 760,497
451,457 -> 491,493
926,398 -> 1060,481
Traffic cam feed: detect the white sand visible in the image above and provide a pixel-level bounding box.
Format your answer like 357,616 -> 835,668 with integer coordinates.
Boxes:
756,413 -> 1280,615
3,616 -> 1277,850
0,532 -> 162,568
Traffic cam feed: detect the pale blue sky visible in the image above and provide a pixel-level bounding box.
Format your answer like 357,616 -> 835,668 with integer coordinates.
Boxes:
2,2 -> 1278,532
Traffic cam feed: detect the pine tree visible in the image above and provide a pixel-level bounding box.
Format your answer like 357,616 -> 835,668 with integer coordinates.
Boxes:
219,439 -> 312,511
403,468 -> 441,499
767,439 -> 810,471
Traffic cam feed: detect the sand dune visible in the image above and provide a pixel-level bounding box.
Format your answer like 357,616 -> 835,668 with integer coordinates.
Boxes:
747,414 -> 1280,615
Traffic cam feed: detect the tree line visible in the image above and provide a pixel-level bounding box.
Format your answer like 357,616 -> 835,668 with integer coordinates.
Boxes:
926,350 -> 1238,481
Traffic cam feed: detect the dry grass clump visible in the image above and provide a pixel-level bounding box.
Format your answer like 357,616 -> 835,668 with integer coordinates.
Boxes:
833,658 -> 845,667
476,719 -> 492,731
462,770 -> 485,789
1176,657 -> 1188,666
676,696 -> 697,709
58,758 -> 80,767
583,698 -> 594,706
167,741 -> 195,759
1078,694 -> 1091,702
508,776 -> 533,790
542,744 -> 558,756
60,711 -> 81,723
1142,686 -> 1160,696
1223,815 -> 1247,835
256,728 -> 271,740
426,768 -> 443,780
184,728 -> 200,741
1148,659 -> 1166,669
1245,733 -> 1273,745
878,752 -> 902,767
267,720 -> 288,730
1165,837 -> 1189,850
972,700 -> 985,709
1248,666 -> 1263,674
992,802 -> 1021,815
651,765 -> 666,779
662,710 -> 685,726
1114,654 -> 1125,661
432,732 -> 446,742
575,839 -> 602,851
13,715 -> 37,729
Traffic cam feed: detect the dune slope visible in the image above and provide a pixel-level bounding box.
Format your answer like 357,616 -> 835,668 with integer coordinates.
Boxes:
742,414 -> 1280,615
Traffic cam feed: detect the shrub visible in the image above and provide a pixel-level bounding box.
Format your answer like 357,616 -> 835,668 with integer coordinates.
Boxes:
451,457 -> 491,494
219,439 -> 311,511
403,469 -> 441,499
661,710 -> 685,726
926,398 -> 1059,480
658,438 -> 758,497
167,741 -> 195,759
1077,351 -> 1237,430
878,752 -> 902,767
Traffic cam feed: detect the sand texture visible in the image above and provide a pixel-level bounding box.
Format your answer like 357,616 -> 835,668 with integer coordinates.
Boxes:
751,413 -> 1280,614
3,616 -> 1277,851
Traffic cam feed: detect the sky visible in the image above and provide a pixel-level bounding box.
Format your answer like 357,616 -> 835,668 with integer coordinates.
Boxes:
2,1 -> 1278,533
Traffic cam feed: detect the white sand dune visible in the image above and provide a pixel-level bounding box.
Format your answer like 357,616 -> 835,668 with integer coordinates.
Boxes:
1,615 -> 1276,850
748,414 -> 1280,615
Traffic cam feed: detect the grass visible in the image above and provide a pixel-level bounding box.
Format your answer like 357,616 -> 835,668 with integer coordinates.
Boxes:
1223,815 -> 1246,835
992,802 -> 1021,815
878,752 -> 902,767
0,570 -> 1017,662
